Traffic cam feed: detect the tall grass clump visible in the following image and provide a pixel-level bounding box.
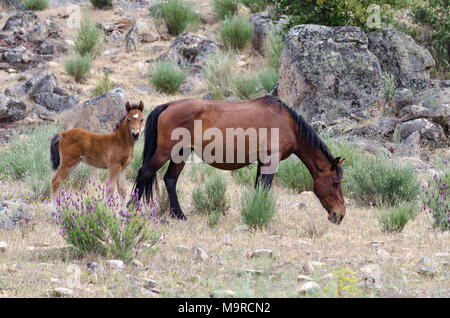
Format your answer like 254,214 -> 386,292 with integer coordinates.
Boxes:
232,71 -> 262,100
55,184 -> 157,262
64,55 -> 91,83
148,61 -> 187,94
264,29 -> 284,70
203,50 -> 236,99
74,16 -> 104,58
231,163 -> 257,186
93,72 -> 114,96
212,0 -> 239,20
159,0 -> 201,35
219,15 -> 254,51
241,184 -> 276,229
90,0 -> 112,9
22,0 -> 48,10
383,71 -> 396,103
240,0 -> 269,13
276,156 -> 313,192
347,154 -> 420,207
192,174 -> 228,216
421,172 -> 449,231
258,68 -> 279,92
378,203 -> 418,233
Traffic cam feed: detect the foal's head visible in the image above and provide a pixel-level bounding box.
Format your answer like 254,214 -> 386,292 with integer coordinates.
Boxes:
125,101 -> 144,141
313,157 -> 346,224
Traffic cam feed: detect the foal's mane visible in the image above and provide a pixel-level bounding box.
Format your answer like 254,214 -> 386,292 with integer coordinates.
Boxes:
114,104 -> 141,131
260,95 -> 342,177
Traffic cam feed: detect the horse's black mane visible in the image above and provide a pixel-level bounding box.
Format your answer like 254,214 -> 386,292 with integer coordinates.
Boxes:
114,104 -> 141,131
260,95 -> 342,177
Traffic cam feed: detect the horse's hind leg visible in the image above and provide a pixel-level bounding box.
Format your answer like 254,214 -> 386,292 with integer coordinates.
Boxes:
51,160 -> 79,215
163,160 -> 186,220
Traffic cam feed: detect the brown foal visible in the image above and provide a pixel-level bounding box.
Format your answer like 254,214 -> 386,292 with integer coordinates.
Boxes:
50,101 -> 144,214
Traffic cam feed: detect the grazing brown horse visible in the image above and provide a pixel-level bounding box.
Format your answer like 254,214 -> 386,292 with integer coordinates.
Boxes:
133,95 -> 345,224
50,101 -> 145,214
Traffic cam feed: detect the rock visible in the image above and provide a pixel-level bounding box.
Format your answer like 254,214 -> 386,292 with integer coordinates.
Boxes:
298,281 -> 321,295
131,259 -> 143,268
33,104 -> 57,122
246,249 -> 273,259
414,86 -> 450,109
302,261 -> 314,275
278,25 -> 383,123
210,290 -> 235,298
53,287 -> 74,297
368,29 -> 435,89
2,11 -> 37,32
376,248 -> 390,258
393,131 -> 421,159
249,12 -> 286,54
157,32 -> 220,72
296,275 -> 313,282
0,93 -> 27,121
399,104 -> 450,133
0,200 -> 34,229
360,264 -> 382,289
1,46 -> 37,68
59,88 -> 128,133
352,138 -> 391,156
394,88 -> 414,113
140,278 -> 157,290
136,19 -> 160,43
350,118 -> 399,140
174,245 -> 189,252
107,30 -> 124,43
178,73 -> 206,96
106,259 -> 126,272
87,262 -> 103,273
416,256 -> 438,278
398,118 -> 447,146
194,247 -> 208,262
0,241 -> 7,253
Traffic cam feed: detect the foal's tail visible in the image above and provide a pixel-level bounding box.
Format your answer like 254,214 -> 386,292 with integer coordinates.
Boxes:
133,104 -> 169,203
50,134 -> 61,170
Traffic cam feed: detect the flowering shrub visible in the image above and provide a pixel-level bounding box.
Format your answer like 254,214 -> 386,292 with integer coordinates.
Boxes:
422,173 -> 449,231
55,179 -> 158,262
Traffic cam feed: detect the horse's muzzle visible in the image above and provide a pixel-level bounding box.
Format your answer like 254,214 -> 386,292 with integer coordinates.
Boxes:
132,133 -> 139,141
329,211 -> 344,224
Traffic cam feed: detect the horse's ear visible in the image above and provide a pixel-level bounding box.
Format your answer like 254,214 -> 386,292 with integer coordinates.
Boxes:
138,101 -> 144,112
332,157 -> 345,170
125,102 -> 131,112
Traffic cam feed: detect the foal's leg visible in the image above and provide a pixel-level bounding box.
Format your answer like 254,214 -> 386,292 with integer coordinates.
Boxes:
51,159 -> 79,215
106,163 -> 122,194
116,168 -> 128,200
163,160 -> 186,220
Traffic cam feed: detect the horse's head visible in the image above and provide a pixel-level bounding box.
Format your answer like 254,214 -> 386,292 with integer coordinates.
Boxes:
125,101 -> 144,141
313,157 -> 345,224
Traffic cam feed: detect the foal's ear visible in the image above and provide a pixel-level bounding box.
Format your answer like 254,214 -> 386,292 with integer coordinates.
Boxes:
332,157 -> 345,170
125,102 -> 132,112
138,101 -> 144,112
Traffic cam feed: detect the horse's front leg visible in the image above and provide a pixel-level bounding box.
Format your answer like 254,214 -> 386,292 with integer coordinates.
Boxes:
106,164 -> 122,195
116,168 -> 128,201
163,160 -> 186,220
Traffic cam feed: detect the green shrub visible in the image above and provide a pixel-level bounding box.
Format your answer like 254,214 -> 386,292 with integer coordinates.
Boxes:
148,61 -> 187,94
231,163 -> 257,186
240,184 -> 277,228
188,163 -> 218,182
378,203 -> 418,233
347,154 -> 420,207
90,0 -> 112,9
258,68 -> 279,92
240,0 -> 269,13
127,136 -> 144,181
219,15 -> 254,51
264,29 -> 284,69
192,173 -> 228,215
22,0 -> 48,10
65,55 -> 91,83
383,71 -> 396,103
74,16 -> 104,58
203,50 -> 236,99
232,71 -> 262,100
276,156 -> 313,192
422,172 -> 449,231
159,0 -> 201,35
55,184 -> 157,262
93,72 -> 114,97
212,0 -> 239,20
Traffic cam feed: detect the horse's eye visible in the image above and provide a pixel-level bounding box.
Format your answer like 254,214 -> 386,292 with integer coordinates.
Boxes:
333,181 -> 339,187
141,119 -> 143,122
128,118 -> 131,122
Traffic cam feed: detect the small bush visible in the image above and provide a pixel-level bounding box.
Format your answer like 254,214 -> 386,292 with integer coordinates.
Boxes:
22,0 -> 48,10
276,156 -> 313,192
189,163 -> 217,182
219,15 -> 254,51
383,71 -> 396,103
90,0 -> 112,9
203,50 -> 236,99
347,154 -> 420,207
55,185 -> 157,262
212,0 -> 239,20
160,0 -> 201,35
148,61 -> 187,94
240,0 -> 269,13
264,29 -> 284,70
231,163 -> 257,186
258,68 -> 279,92
378,203 -> 418,233
192,174 -> 228,215
232,71 -> 262,100
65,55 -> 91,82
422,172 -> 449,231
74,16 -> 104,58
93,72 -> 114,97
241,184 -> 276,228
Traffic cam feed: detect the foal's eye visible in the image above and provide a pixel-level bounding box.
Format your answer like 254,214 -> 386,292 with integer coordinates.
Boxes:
127,118 -> 131,122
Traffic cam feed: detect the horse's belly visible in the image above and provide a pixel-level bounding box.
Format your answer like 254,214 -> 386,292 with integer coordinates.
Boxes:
81,156 -> 107,169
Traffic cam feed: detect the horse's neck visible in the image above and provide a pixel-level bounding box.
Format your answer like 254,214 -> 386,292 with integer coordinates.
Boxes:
115,122 -> 134,147
294,139 -> 329,180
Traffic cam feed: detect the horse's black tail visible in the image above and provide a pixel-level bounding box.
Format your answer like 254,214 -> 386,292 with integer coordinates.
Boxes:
133,104 -> 169,203
50,134 -> 61,170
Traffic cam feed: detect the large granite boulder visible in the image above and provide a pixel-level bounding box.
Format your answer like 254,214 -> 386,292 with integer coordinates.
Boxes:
0,93 -> 27,122
249,12 -> 286,54
278,24 -> 383,123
